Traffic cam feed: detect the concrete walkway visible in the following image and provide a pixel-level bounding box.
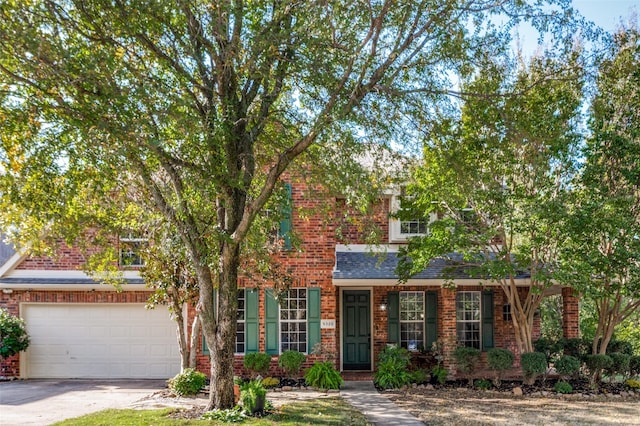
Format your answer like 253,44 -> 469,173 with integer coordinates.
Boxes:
340,381 -> 424,426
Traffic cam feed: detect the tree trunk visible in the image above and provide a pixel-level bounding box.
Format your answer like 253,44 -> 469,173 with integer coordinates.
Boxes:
189,315 -> 201,369
169,294 -> 190,371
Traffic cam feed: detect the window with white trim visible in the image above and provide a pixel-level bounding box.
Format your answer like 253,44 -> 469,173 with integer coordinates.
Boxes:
119,234 -> 145,267
389,193 -> 437,242
280,288 -> 307,353
400,291 -> 425,351
236,289 -> 245,353
456,291 -> 481,349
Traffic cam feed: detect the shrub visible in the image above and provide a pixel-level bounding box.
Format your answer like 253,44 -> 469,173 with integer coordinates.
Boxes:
244,352 -> 271,378
201,407 -> 248,423
606,352 -> 631,380
168,368 -> 207,396
534,337 -> 562,363
240,379 -> 267,415
278,350 -> 306,378
560,337 -> 589,360
431,365 -> 448,385
261,377 -> 280,388
521,352 -> 547,385
304,361 -> 343,390
474,379 -> 492,390
554,381 -> 573,394
585,354 -> 613,387
554,355 -> 581,379
625,379 -> 640,389
487,348 -> 514,387
454,346 -> 481,386
0,308 -> 30,359
410,369 -> 429,385
607,340 -> 634,356
630,355 -> 640,378
374,346 -> 411,389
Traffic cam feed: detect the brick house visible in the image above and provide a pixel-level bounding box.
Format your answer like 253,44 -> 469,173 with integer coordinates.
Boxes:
0,181 -> 580,379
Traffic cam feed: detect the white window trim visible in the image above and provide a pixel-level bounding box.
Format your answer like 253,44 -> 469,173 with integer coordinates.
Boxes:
236,289 -> 246,354
456,291 -> 481,349
119,235 -> 146,267
399,291 -> 425,352
279,288 -> 308,354
388,195 -> 437,243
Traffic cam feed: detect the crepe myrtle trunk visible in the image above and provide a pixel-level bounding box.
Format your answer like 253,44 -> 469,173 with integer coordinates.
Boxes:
197,241 -> 240,411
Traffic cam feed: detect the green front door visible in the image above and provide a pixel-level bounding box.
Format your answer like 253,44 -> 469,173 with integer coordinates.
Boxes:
343,290 -> 371,370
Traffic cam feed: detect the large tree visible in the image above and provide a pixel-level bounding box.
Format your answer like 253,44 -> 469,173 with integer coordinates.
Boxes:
0,0 -> 581,408
397,53 -> 584,355
558,24 -> 640,355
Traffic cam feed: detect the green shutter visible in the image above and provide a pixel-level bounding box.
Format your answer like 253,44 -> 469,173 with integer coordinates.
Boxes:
265,288 -> 279,355
307,288 -> 321,353
279,183 -> 293,250
202,288 -> 218,355
482,290 -> 495,351
425,291 -> 438,350
245,289 -> 259,353
387,292 -> 400,344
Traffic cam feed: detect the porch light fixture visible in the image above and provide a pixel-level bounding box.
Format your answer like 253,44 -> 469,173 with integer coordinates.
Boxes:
2,288 -> 13,294
380,295 -> 388,311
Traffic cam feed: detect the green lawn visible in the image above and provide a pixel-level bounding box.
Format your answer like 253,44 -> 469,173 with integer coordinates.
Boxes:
52,397 -> 369,425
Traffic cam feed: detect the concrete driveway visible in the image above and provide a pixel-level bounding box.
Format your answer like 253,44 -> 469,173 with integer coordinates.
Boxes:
0,379 -> 167,425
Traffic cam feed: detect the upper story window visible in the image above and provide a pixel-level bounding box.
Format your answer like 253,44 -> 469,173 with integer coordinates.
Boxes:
389,193 -> 436,243
119,234 -> 145,267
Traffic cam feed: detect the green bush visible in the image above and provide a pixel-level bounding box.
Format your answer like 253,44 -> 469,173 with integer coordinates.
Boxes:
521,352 -> 547,385
554,355 -> 581,379
625,379 -> 640,389
304,361 -> 343,390
244,352 -> 271,378
201,407 -> 248,423
410,369 -> 429,385
606,352 -> 631,379
278,350 -> 306,378
474,379 -> 492,390
374,346 -> 411,389
431,365 -> 448,385
0,308 -> 30,359
487,348 -> 514,387
630,355 -> 640,377
240,379 -> 267,415
560,337 -> 589,360
534,337 -> 562,363
607,340 -> 634,356
554,381 -> 573,394
261,377 -> 280,388
168,368 -> 207,396
585,354 -> 613,387
454,346 -> 481,386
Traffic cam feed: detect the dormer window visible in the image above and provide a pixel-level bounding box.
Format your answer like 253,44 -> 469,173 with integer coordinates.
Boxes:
119,234 -> 146,267
389,193 -> 436,243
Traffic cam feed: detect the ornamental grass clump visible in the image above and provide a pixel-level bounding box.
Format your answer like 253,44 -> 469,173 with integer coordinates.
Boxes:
240,379 -> 267,415
374,346 -> 411,389
304,361 -> 343,390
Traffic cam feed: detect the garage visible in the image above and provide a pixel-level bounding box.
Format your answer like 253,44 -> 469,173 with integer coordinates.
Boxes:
21,303 -> 180,379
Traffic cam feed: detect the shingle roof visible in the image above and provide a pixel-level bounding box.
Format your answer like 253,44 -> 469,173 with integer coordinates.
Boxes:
333,250 -> 530,281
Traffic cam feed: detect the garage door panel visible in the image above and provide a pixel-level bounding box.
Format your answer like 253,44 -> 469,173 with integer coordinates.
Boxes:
23,304 -> 180,379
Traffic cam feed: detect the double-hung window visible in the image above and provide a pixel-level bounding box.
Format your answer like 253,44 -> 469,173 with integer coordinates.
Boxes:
119,234 -> 145,267
399,291 -> 425,351
456,291 -> 495,350
280,288 -> 307,353
456,291 -> 481,349
236,289 -> 246,353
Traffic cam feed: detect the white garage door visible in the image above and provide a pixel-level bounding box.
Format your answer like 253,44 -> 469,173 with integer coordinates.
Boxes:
22,303 -> 180,379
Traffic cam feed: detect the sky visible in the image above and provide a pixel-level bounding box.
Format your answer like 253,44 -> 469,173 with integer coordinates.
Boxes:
572,0 -> 637,32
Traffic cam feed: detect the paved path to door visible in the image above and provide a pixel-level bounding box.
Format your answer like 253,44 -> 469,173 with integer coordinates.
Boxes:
0,379 -> 166,425
341,381 -> 424,425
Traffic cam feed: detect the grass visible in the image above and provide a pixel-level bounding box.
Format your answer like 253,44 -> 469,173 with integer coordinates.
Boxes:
52,397 -> 369,425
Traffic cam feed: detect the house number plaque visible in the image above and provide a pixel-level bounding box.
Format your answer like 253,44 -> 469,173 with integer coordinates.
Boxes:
320,319 -> 336,329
